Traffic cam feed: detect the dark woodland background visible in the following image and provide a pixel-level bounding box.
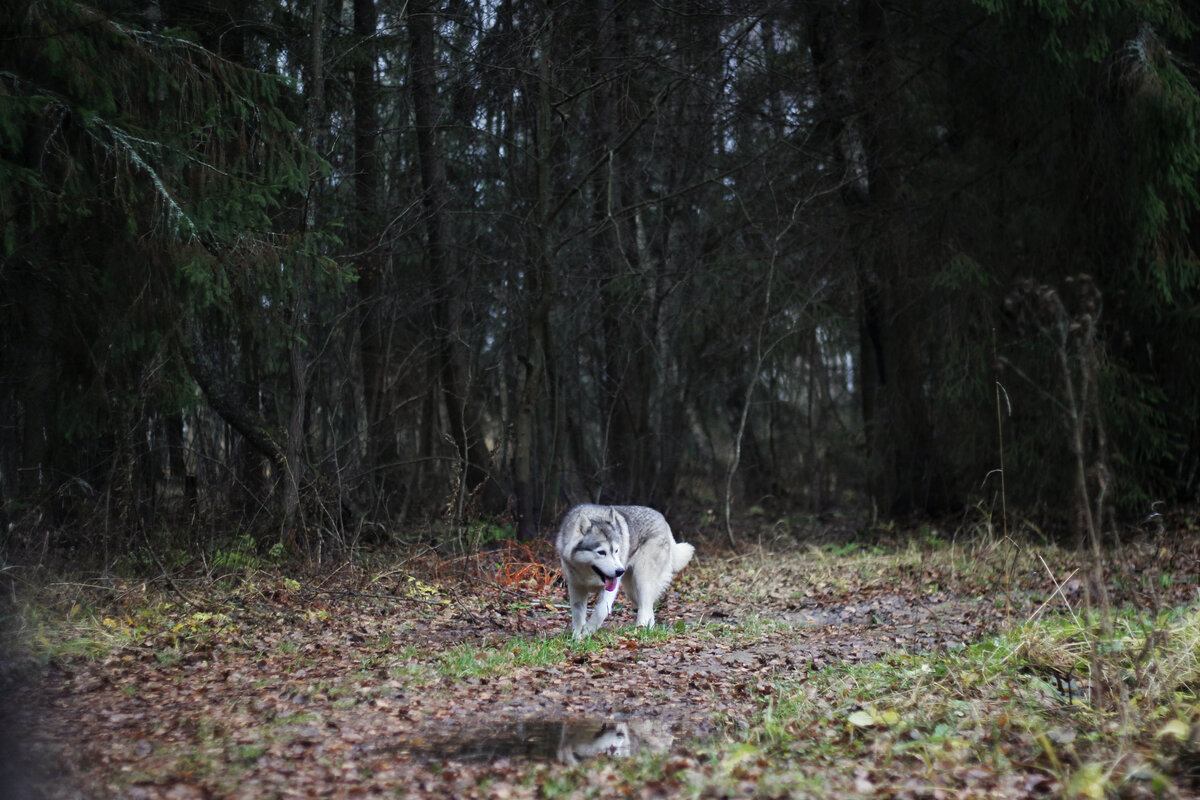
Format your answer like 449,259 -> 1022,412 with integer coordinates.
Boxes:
4,0 -> 1200,553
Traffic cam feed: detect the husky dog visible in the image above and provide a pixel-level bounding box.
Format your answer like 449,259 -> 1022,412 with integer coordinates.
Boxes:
556,504 -> 695,638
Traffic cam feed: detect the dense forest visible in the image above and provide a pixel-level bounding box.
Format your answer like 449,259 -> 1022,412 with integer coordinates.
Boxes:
3,0 -> 1200,549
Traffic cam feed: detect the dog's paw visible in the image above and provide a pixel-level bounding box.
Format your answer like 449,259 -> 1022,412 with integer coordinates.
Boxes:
579,620 -> 605,637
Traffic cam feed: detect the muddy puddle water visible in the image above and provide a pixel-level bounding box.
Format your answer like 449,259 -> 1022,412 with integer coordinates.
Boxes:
383,718 -> 675,764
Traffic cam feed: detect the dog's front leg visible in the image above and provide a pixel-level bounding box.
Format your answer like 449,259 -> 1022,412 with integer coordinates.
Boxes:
593,585 -> 618,626
583,585 -> 618,636
567,580 -> 590,638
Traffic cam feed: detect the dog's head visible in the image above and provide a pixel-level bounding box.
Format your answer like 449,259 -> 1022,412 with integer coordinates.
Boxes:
569,508 -> 628,592
557,722 -> 632,764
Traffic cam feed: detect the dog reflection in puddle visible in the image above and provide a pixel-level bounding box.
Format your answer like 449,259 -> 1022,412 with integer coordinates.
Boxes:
556,720 -> 672,765
399,718 -> 674,764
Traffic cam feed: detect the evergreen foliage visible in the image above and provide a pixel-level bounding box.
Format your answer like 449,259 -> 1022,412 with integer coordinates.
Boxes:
961,1 -> 1200,513
0,0 -> 334,529
3,0 -> 1200,548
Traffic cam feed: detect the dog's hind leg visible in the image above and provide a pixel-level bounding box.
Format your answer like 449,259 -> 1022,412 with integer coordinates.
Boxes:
625,572 -> 658,628
635,602 -> 655,628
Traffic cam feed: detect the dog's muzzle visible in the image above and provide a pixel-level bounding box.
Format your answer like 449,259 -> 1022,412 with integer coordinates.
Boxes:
593,566 -> 625,593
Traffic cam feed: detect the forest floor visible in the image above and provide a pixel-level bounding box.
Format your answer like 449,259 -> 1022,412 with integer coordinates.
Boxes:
5,513 -> 1200,799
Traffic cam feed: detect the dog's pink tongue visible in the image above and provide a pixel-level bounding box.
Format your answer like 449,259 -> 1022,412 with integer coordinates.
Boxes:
604,576 -> 618,593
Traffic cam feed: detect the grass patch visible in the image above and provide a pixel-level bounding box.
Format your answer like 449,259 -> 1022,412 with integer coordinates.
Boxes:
694,606 -> 1200,798
427,622 -> 699,682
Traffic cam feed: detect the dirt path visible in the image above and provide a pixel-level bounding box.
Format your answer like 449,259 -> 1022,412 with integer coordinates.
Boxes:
14,592 -> 1000,794
384,592 -> 1001,768
8,534 -> 1192,798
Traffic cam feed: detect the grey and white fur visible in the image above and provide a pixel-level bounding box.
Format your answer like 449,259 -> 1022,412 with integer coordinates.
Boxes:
555,504 -> 695,638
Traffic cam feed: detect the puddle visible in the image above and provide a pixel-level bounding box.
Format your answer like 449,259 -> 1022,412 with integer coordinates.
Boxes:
382,718 -> 675,764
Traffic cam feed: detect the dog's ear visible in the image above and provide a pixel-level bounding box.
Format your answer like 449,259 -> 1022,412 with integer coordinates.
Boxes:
608,507 -> 619,526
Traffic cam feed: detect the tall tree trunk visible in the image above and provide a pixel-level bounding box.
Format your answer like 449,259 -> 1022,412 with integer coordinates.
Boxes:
515,1 -> 557,540
18,284 -> 53,499
237,336 -> 269,514
409,0 -> 501,516
855,0 -> 943,515
726,380 -> 774,504
354,0 -> 402,514
165,412 -> 197,518
589,0 -> 651,504
808,0 -> 944,516
306,0 -> 326,153
275,0 -> 325,536
281,306 -> 307,533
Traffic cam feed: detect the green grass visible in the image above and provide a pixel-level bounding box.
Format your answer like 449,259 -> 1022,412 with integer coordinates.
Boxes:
426,622 -> 697,681
671,605 -> 1200,798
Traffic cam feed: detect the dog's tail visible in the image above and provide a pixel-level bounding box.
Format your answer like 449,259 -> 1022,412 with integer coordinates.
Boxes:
671,542 -> 695,573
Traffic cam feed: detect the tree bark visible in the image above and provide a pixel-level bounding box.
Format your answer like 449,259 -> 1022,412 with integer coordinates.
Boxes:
409,0 -> 502,516
515,2 -> 557,540
808,0 -> 945,516
856,0 -> 944,515
181,320 -> 287,472
281,306 -> 307,531
354,0 -> 404,514
588,0 -> 652,504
